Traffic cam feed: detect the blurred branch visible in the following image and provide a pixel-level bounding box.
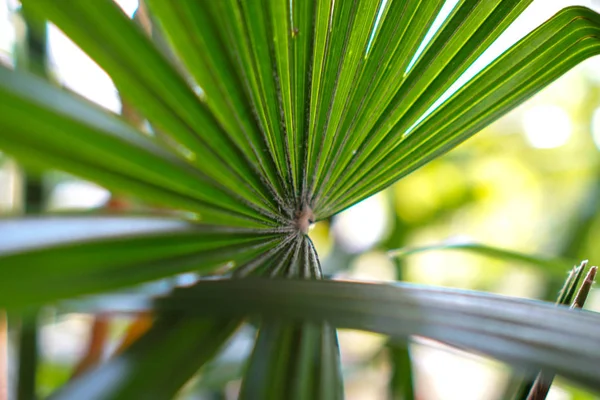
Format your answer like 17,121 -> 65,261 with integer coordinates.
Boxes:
113,313 -> 153,355
12,6 -> 49,400
16,3 -> 49,215
17,316 -> 38,400
387,259 -> 415,400
70,315 -> 110,379
384,199 -> 415,400
388,341 -> 414,400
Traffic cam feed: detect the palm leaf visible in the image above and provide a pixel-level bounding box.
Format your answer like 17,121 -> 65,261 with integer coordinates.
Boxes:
0,216 -> 280,309
321,6 -> 600,214
156,278 -> 600,391
240,235 -> 343,400
0,68 -> 276,227
2,0 -> 600,397
24,0 -> 280,215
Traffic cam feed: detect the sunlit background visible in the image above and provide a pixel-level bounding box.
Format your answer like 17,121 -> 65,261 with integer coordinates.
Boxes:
2,0 -> 600,399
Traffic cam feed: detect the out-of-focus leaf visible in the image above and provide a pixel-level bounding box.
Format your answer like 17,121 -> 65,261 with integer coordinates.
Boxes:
388,242 -> 572,277
0,216 -> 281,309
53,238 -> 316,400
17,314 -> 38,400
240,321 -> 343,400
50,316 -> 240,400
156,278 -> 600,391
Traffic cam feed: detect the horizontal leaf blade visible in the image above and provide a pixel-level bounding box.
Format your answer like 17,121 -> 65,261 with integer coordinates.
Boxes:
156,278 -> 600,391
0,216 -> 282,309
388,242 -> 572,277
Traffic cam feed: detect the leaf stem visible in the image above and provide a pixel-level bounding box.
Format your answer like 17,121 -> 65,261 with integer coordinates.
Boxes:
17,314 -> 38,400
525,265 -> 597,400
0,311 -> 6,400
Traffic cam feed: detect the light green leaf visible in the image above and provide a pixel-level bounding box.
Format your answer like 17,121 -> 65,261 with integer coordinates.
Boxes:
389,242 -> 572,277
321,5 -> 600,216
306,0 -> 383,200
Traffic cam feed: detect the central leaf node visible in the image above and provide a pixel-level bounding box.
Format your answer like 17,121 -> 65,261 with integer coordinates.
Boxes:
294,205 -> 314,235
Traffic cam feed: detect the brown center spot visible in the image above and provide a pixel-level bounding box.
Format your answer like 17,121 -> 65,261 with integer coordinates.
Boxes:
294,205 -> 314,235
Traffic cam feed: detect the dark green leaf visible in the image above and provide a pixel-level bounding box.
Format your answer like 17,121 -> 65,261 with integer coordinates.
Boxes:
50,316 -> 240,400
144,0 -> 289,209
0,67 -> 276,227
156,278 -> 600,391
0,216 -> 282,309
240,235 -> 342,400
240,321 -> 343,400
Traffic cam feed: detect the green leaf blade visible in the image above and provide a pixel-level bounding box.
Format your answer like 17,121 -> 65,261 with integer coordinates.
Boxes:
0,67 -> 280,227
144,0 -> 288,213
389,242 -> 572,277
23,0 -> 281,217
323,6 -> 600,216
0,216 -> 282,309
157,278 -> 600,391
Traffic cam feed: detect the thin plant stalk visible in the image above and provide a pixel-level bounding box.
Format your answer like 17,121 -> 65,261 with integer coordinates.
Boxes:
0,311 -> 6,400
526,266 -> 597,400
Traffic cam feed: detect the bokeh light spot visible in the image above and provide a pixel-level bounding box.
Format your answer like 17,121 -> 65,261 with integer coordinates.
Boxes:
522,105 -> 572,149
